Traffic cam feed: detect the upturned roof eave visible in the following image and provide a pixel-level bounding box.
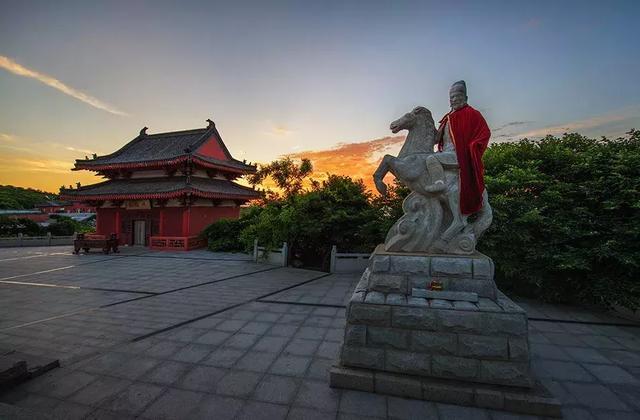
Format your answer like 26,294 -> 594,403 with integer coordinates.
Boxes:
60,188 -> 260,202
72,154 -> 257,174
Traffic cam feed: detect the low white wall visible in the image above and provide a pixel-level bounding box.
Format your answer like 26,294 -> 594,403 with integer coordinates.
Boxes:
254,241 -> 288,267
329,245 -> 371,273
0,233 -> 75,248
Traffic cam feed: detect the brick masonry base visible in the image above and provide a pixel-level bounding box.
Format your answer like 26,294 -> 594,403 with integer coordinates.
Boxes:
329,365 -> 562,417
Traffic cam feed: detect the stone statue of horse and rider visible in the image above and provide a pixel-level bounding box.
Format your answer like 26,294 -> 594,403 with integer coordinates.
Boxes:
373,83 -> 493,255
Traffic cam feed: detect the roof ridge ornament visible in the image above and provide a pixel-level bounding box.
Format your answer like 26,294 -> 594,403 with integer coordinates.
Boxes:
140,127 -> 148,136
206,118 -> 215,129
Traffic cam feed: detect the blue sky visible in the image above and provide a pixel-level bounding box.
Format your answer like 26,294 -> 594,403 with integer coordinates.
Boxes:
1,0 -> 639,190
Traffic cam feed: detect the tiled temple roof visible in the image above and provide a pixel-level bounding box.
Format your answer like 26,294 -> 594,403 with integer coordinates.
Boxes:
73,122 -> 256,173
60,177 -> 260,201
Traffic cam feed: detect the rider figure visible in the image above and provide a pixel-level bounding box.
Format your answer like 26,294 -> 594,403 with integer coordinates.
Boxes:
430,80 -> 491,215
422,81 -> 468,193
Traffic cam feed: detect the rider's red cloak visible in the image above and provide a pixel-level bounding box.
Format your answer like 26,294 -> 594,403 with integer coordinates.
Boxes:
437,104 -> 491,215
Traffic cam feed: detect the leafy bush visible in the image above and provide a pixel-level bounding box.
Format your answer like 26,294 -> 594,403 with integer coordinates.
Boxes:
267,175 -> 384,269
201,218 -> 246,252
480,131 -> 640,309
0,217 -> 44,237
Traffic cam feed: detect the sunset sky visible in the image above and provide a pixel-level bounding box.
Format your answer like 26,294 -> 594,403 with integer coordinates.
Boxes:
1,1 -> 639,193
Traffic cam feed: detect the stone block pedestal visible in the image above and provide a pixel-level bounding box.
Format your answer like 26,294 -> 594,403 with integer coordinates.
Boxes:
330,245 -> 561,417
365,245 -> 498,300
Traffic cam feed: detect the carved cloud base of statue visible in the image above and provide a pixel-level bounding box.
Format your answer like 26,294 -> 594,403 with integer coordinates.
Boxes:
384,191 -> 485,255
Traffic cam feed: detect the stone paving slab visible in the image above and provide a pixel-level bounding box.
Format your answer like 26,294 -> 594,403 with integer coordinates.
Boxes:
4,297 -> 639,420
0,247 -> 639,419
517,298 -> 636,325
0,261 -> 327,365
133,248 -> 253,261
2,256 -> 267,294
0,285 -> 145,330
0,248 -> 125,280
263,274 -> 360,307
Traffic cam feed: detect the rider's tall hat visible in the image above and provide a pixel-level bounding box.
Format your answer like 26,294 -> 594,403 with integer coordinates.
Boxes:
450,80 -> 467,95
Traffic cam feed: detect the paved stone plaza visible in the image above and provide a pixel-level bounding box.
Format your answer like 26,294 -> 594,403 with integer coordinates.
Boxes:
0,246 -> 639,419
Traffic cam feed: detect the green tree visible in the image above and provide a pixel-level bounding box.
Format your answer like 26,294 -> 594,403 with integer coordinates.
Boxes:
0,217 -> 43,236
480,130 -> 640,309
0,185 -> 57,209
244,175 -> 383,269
48,215 -> 94,236
247,157 -> 313,200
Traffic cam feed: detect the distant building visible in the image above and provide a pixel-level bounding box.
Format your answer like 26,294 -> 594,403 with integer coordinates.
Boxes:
0,209 -> 49,223
61,119 -> 259,250
35,200 -> 95,214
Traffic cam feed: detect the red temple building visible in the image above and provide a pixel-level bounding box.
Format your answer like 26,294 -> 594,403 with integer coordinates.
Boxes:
61,119 -> 259,250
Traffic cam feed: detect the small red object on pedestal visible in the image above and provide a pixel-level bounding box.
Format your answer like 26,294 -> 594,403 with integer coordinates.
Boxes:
428,280 -> 443,291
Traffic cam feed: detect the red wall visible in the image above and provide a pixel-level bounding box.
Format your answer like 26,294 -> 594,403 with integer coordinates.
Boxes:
38,202 -> 95,214
7,214 -> 49,223
96,206 -> 240,244
68,202 -> 96,213
160,208 -> 183,236
97,208 -> 117,237
196,134 -> 228,160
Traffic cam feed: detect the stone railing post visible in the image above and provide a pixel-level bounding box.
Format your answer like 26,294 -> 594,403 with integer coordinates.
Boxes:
281,242 -> 288,267
47,232 -> 52,246
253,239 -> 259,262
330,245 -> 337,273
18,233 -> 23,247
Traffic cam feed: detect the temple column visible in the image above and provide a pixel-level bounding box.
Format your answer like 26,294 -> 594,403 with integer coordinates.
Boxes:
182,207 -> 191,237
114,210 -> 121,236
96,208 -> 102,234
159,209 -> 165,236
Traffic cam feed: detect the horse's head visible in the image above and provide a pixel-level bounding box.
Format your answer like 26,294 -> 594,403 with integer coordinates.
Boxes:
390,106 -> 434,133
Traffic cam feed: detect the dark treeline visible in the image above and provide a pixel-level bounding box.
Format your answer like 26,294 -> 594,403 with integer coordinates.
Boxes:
0,185 -> 57,210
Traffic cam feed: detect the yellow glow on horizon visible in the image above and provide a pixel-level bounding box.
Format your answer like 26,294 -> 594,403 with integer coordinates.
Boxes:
0,135 -> 404,194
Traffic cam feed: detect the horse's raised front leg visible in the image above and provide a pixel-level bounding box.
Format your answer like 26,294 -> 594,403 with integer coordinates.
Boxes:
373,155 -> 394,196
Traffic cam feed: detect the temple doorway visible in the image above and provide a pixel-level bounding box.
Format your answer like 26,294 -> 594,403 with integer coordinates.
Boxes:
133,220 -> 146,246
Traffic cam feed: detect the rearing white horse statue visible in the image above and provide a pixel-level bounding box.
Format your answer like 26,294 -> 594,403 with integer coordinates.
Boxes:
373,106 -> 492,254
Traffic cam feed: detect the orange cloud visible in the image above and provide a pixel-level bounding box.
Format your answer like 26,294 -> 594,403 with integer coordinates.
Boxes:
287,135 -> 405,192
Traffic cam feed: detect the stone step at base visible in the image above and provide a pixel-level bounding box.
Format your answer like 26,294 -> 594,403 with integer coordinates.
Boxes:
330,365 -> 561,418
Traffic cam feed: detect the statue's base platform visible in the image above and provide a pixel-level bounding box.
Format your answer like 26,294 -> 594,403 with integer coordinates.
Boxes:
329,365 -> 561,417
366,244 -> 498,300
331,245 -> 560,416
